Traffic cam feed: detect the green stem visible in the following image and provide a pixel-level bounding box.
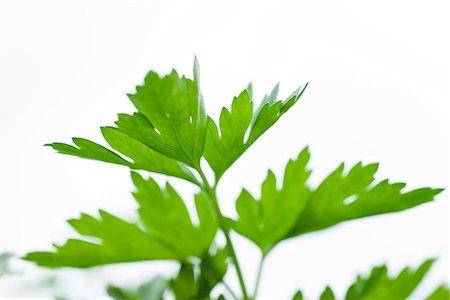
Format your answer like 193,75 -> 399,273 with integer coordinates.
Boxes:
222,281 -> 239,300
197,168 -> 249,300
252,255 -> 265,299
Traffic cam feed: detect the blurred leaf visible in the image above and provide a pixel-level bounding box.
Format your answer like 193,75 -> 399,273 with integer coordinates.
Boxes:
345,259 -> 434,299
198,248 -> 228,298
320,287 -> 335,300
293,260 -> 439,300
107,276 -> 168,300
426,284 -> 450,300
171,248 -> 228,300
204,83 -> 308,180
107,285 -> 134,300
292,291 -> 304,300
0,252 -> 14,276
41,275 -> 59,287
139,277 -> 169,300
171,264 -> 198,299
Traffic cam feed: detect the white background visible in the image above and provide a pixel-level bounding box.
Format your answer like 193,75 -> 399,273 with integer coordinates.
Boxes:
1,0 -> 449,298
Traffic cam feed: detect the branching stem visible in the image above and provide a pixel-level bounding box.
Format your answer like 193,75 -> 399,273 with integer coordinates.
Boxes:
222,281 -> 239,300
197,168 -> 249,300
252,255 -> 266,299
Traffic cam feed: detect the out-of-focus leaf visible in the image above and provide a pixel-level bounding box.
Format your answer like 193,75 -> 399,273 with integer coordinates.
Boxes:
131,172 -> 217,258
107,284 -> 135,300
198,248 -> 228,298
293,260 -> 438,300
171,264 -> 198,300
170,248 -> 228,300
231,148 -> 311,254
320,287 -> 335,300
0,252 -> 14,276
107,276 -> 168,300
139,277 -> 168,300
204,83 -> 308,180
426,284 -> 450,300
345,259 -> 434,299
292,291 -> 304,300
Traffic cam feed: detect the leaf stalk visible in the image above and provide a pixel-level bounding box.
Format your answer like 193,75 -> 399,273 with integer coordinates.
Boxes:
252,255 -> 265,299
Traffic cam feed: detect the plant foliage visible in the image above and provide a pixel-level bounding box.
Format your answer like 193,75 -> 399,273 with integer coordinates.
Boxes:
292,259 -> 449,300
25,60 -> 446,299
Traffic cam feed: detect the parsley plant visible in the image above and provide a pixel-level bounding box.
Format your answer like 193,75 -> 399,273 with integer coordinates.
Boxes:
24,59 -> 447,299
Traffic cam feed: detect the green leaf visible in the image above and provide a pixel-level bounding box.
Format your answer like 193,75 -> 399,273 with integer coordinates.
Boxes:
107,276 -> 168,300
288,161 -> 443,238
345,259 -> 434,299
171,264 -> 198,299
107,285 -> 137,300
292,291 -> 304,300
46,60 -> 207,183
231,148 -> 311,254
204,83 -> 308,180
46,133 -> 198,184
197,248 -> 228,298
293,260 -> 439,300
232,147 -> 442,253
426,284 -> 450,300
320,286 -> 336,300
46,138 -> 131,166
25,171 -> 218,268
125,59 -> 207,168
131,172 -> 217,258
138,277 -> 168,300
23,210 -> 179,268
170,248 -> 228,300
30,212 -> 176,267
102,127 -> 198,183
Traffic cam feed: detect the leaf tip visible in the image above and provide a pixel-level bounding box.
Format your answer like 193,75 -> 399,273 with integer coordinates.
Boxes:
193,56 -> 200,82
433,187 -> 445,195
98,209 -> 110,219
66,218 -> 77,226
100,126 -> 112,135
71,137 -> 86,146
